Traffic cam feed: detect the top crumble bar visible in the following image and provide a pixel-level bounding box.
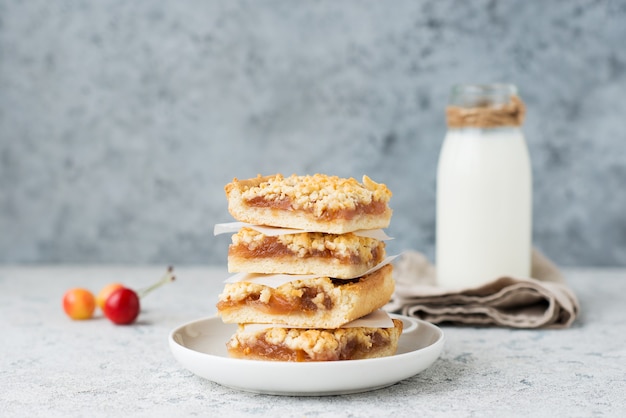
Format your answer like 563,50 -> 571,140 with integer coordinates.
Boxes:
224,174 -> 392,234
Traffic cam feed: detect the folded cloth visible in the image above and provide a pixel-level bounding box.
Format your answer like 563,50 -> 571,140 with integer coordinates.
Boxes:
386,249 -> 579,329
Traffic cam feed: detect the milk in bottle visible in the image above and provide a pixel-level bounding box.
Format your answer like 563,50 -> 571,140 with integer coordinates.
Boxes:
436,84 -> 532,288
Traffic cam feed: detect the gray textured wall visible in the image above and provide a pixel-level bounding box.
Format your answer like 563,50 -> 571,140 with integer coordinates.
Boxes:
1,1 -> 625,267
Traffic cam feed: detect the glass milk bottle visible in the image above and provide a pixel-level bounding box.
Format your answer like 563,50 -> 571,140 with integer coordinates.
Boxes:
436,84 -> 532,288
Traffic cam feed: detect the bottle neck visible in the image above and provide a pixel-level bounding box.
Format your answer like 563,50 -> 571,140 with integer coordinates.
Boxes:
449,84 -> 517,107
446,84 -> 525,129
448,126 -> 523,134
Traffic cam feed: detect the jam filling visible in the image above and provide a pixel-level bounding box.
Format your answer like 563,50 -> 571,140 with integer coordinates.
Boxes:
231,237 -> 294,258
233,337 -> 307,362
229,330 -> 392,362
230,237 -> 380,265
217,285 -> 334,315
244,197 -> 387,220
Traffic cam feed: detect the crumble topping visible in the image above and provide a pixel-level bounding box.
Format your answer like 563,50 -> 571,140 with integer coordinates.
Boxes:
218,276 -> 341,311
231,227 -> 384,261
236,174 -> 391,217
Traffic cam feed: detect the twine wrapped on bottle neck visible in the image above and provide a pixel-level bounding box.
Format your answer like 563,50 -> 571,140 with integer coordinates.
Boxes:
446,95 -> 526,128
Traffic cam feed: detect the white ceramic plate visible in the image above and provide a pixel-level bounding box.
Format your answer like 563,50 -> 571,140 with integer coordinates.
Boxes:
169,314 -> 444,396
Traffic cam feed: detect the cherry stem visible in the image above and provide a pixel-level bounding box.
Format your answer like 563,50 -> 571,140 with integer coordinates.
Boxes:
136,266 -> 176,299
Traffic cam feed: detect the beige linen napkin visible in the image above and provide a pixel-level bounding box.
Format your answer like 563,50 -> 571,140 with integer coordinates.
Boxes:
386,249 -> 579,328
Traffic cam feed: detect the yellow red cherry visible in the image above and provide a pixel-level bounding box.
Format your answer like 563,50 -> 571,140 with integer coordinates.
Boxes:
96,283 -> 124,309
102,267 -> 175,325
62,288 -> 96,320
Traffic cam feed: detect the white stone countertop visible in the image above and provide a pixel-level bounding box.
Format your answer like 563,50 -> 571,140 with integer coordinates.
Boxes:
1,266 -> 625,417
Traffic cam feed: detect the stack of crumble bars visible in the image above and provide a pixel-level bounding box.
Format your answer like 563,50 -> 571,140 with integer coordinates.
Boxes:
215,174 -> 402,362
